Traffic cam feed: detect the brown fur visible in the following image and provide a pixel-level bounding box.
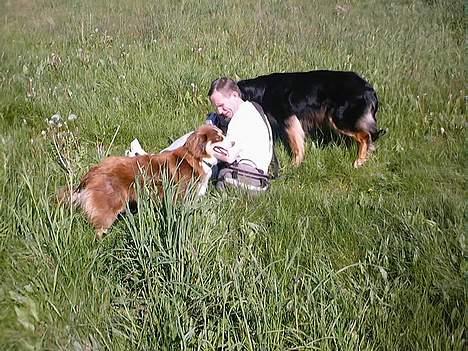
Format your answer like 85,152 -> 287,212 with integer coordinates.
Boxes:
58,125 -> 224,238
285,115 -> 306,166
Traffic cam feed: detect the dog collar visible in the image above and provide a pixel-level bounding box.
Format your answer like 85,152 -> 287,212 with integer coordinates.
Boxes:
203,160 -> 215,168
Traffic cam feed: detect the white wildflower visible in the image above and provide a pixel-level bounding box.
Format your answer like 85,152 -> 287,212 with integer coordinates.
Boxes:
49,113 -> 61,125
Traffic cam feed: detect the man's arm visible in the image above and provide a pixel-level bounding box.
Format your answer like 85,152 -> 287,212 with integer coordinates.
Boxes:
205,112 -> 229,134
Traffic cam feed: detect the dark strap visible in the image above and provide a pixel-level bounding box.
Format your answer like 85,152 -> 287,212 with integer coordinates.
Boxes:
228,161 -> 270,181
250,102 -> 280,179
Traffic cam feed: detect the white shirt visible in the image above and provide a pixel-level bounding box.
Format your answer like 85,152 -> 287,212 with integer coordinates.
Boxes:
226,101 -> 273,173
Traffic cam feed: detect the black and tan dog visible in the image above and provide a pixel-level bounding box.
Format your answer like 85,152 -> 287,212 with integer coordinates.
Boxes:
238,70 -> 386,168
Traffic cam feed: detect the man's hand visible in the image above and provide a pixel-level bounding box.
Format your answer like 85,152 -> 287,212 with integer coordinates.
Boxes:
212,137 -> 239,164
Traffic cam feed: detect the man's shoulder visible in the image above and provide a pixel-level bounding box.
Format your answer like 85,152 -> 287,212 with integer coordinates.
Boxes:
240,100 -> 256,110
237,101 -> 262,119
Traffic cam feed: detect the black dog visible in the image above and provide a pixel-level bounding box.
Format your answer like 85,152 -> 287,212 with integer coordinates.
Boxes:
237,70 -> 386,168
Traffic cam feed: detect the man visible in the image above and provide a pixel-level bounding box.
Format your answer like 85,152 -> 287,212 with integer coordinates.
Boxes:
127,77 -> 274,192
208,77 -> 273,192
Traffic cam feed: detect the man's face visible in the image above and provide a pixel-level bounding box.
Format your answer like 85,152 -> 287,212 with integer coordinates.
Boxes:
210,90 -> 241,119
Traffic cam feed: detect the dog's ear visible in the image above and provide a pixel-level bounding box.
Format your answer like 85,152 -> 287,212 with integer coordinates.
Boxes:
184,130 -> 207,159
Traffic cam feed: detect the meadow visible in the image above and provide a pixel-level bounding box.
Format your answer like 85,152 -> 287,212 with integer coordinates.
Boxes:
0,0 -> 465,350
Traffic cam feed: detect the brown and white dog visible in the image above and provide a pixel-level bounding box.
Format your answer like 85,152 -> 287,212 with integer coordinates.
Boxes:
58,125 -> 230,238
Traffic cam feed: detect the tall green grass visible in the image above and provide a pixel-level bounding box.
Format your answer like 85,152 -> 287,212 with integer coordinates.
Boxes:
0,0 -> 465,350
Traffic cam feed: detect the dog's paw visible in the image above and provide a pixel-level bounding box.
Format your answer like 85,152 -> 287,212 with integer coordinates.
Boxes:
353,158 -> 367,168
95,228 -> 107,240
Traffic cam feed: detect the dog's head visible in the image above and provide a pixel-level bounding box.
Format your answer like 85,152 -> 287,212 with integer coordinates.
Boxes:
184,125 -> 234,165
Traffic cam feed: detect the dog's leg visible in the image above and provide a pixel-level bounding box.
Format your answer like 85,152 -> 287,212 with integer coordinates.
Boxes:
350,131 -> 371,168
285,115 -> 305,166
328,117 -> 372,168
356,109 -> 377,157
91,211 -> 120,239
197,173 -> 210,196
95,228 -> 108,240
197,182 -> 208,196
82,191 -> 124,239
197,161 -> 214,196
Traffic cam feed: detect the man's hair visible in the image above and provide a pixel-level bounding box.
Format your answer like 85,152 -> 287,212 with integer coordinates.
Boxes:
208,77 -> 241,97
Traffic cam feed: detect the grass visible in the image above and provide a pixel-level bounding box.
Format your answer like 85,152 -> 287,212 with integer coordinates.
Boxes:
0,0 -> 465,349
